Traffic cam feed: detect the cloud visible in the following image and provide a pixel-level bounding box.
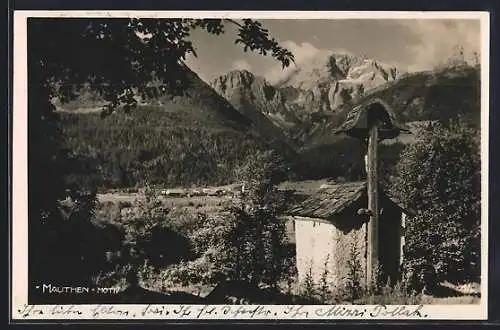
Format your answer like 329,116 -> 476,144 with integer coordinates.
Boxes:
264,40 -> 354,84
402,19 -> 481,71
281,41 -> 326,63
264,41 -> 335,84
231,59 -> 252,71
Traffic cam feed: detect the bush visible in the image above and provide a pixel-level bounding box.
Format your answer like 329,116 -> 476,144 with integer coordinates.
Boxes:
164,150 -> 292,289
114,187 -> 196,282
300,262 -> 317,302
318,255 -> 332,302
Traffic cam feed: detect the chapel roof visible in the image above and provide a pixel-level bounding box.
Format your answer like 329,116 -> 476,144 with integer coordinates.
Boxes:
286,180 -> 413,220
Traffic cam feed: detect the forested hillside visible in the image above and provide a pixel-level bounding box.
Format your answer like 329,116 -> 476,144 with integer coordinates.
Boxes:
60,105 -> 284,189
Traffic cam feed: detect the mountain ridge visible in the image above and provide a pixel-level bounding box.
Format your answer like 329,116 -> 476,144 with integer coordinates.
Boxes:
210,70 -> 303,143
55,54 -> 481,188
303,64 -> 481,148
210,52 -> 404,143
274,51 -> 402,114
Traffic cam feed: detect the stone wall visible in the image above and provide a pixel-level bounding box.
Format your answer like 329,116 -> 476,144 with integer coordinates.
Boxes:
294,216 -> 367,291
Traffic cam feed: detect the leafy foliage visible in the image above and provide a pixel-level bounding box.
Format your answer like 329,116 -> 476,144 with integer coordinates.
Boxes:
232,19 -> 294,68
119,188 -> 193,271
165,151 -> 292,288
391,119 -> 481,290
89,189 -> 208,288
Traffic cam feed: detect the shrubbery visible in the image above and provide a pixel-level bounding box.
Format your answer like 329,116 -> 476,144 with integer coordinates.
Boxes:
162,150 -> 294,290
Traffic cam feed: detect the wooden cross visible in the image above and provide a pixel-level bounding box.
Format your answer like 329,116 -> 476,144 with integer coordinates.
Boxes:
366,120 -> 379,285
334,98 -> 410,287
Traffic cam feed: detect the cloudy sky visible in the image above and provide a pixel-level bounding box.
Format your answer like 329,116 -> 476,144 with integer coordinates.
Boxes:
184,19 -> 482,83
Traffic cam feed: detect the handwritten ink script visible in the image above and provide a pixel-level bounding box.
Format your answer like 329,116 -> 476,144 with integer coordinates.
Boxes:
16,304 -> 429,320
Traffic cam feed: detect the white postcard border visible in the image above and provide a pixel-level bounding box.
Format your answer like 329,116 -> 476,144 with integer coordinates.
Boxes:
11,10 -> 490,321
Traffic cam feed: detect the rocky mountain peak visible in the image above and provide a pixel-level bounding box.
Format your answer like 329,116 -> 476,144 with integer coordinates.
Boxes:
209,53 -> 403,144
213,69 -> 256,90
211,70 -> 301,129
275,52 -> 401,113
210,69 -> 300,147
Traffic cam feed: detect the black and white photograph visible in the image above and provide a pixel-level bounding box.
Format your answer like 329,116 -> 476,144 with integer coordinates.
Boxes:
11,11 -> 489,320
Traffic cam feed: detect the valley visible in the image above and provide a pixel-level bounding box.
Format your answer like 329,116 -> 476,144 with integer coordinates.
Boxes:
57,50 -> 480,191
51,51 -> 481,306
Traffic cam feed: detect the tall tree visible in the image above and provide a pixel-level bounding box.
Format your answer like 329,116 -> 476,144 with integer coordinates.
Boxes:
390,120 -> 481,290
